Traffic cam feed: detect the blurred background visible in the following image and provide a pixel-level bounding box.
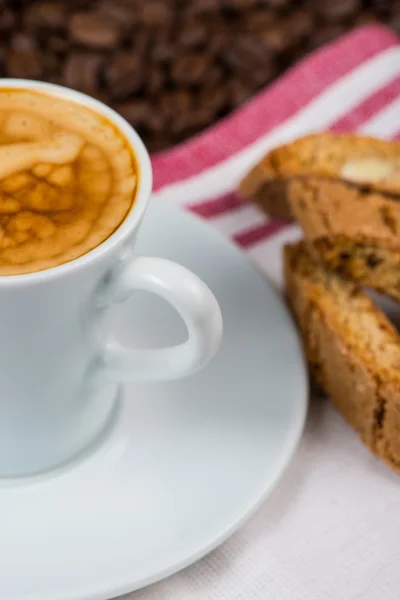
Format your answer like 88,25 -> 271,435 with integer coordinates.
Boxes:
2,0 -> 399,153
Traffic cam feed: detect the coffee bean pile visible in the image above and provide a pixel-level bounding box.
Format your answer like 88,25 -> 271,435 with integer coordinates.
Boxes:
0,0 -> 398,152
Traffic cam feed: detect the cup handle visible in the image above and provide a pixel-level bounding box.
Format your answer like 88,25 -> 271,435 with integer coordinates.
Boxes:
94,256 -> 223,382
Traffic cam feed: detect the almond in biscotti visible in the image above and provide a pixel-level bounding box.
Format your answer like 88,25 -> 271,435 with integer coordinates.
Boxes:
237,133 -> 400,219
340,157 -> 400,185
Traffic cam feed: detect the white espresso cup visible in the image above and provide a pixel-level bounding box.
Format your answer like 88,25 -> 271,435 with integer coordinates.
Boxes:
0,79 -> 223,478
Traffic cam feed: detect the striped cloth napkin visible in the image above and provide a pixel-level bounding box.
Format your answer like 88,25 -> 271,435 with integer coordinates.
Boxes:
127,25 -> 400,600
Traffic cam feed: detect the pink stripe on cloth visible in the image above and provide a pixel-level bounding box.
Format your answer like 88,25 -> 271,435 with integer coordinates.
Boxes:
189,192 -> 245,219
151,25 -> 398,191
185,69 -> 400,224
233,221 -> 288,248
331,74 -> 400,132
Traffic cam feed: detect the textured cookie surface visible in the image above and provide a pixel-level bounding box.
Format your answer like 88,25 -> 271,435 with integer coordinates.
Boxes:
286,177 -> 400,301
288,177 -> 400,241
313,234 -> 400,303
238,133 -> 400,219
284,240 -> 400,472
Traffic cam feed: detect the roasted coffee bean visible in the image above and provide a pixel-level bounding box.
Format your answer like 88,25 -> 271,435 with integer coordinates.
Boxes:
138,2 -> 173,26
151,37 -> 175,63
105,52 -> 143,100
355,12 -> 379,25
115,100 -> 164,132
370,0 -> 393,17
0,47 -> 5,75
244,10 -> 275,33
114,100 -> 150,127
47,34 -> 68,54
0,6 -> 15,31
259,23 -> 292,53
308,25 -> 348,50
145,109 -> 166,133
89,90 -> 109,105
391,11 -> 400,35
261,0 -> 292,9
223,0 -> 258,10
63,52 -> 103,94
284,10 -> 314,44
184,0 -> 222,15
170,113 -> 195,136
177,18 -> 207,48
201,65 -> 224,89
228,78 -> 255,106
6,48 -> 43,79
208,26 -> 231,54
163,98 -> 196,135
146,135 -> 173,153
133,32 -> 150,55
222,35 -> 276,72
69,12 -> 121,49
46,73 -> 63,87
171,53 -> 210,85
198,85 -> 229,117
160,91 -> 192,122
97,0 -> 137,28
184,107 -> 216,130
251,65 -> 278,86
41,50 -> 61,74
23,1 -> 67,30
314,0 -> 361,22
143,68 -> 164,95
11,33 -> 37,52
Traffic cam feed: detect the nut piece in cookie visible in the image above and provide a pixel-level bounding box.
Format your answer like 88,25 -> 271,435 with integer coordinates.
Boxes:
312,234 -> 400,303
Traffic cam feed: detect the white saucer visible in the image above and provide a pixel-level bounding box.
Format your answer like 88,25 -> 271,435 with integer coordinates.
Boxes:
0,202 -> 308,600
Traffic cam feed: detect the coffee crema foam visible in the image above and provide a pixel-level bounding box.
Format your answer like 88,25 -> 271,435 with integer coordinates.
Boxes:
0,89 -> 137,275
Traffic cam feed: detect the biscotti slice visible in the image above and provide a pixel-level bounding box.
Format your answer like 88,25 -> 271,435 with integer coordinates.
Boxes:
288,178 -> 400,243
284,240 -> 400,471
286,177 -> 400,301
313,235 -> 400,303
238,133 -> 400,218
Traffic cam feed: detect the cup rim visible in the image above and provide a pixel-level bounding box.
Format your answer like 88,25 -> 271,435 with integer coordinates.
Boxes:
0,78 -> 153,287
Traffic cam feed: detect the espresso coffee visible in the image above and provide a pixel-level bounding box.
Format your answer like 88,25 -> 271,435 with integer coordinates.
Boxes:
0,88 -> 137,275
